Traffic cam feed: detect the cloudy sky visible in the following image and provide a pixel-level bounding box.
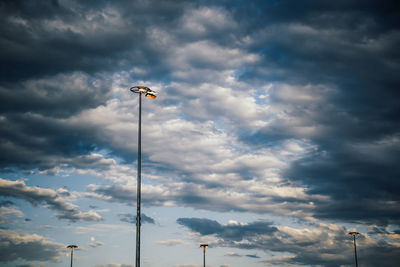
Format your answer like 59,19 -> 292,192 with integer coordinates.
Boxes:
1,0 -> 399,266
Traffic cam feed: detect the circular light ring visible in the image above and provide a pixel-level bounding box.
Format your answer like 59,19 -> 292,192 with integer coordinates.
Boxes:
348,232 -> 360,236
130,86 -> 152,94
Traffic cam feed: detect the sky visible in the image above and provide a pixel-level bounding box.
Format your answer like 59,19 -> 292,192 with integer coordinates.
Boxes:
0,0 -> 399,266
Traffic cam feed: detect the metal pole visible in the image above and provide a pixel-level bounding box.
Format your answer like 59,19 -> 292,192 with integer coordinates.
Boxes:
203,246 -> 206,267
70,247 -> 73,267
136,93 -> 142,267
200,244 -> 208,267
353,235 -> 358,267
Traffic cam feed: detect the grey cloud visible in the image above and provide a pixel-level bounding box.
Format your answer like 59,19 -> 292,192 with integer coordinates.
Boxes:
245,254 -> 260,258
177,218 -> 223,236
0,200 -> 14,207
0,178 -> 102,222
284,142 -> 400,225
0,72 -> 113,170
0,0 -> 192,83
0,0 -> 399,235
225,0 -> 400,226
178,217 -> 400,267
0,229 -> 63,262
0,72 -> 111,117
86,180 -> 317,218
0,205 -> 24,225
0,0 -> 202,171
89,241 -> 104,248
118,213 -> 155,224
177,218 -> 277,241
0,0 -> 261,171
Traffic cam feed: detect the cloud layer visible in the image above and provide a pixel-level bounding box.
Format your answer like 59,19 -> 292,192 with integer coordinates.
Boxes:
0,0 -> 399,266
0,229 -> 64,262
178,217 -> 400,267
0,178 -> 102,222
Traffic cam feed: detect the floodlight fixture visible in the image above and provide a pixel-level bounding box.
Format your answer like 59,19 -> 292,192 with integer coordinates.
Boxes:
348,231 -> 360,237
130,86 -> 157,99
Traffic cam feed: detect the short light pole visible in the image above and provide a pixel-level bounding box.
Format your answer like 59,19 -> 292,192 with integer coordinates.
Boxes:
67,245 -> 78,267
130,86 -> 157,267
348,232 -> 360,267
200,244 -> 208,267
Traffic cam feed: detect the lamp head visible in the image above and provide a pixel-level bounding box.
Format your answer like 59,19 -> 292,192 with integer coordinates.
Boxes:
200,243 -> 208,252
348,232 -> 360,237
130,86 -> 157,99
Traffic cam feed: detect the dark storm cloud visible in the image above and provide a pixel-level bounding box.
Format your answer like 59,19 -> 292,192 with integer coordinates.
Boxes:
0,72 -> 111,117
0,0 -> 399,230
0,178 -> 102,222
0,93 -> 121,171
0,229 -> 63,262
118,213 -> 155,224
0,0 -> 193,170
0,200 -> 14,207
178,217 -> 400,267
177,218 -> 277,241
231,0 -> 400,225
0,0 -> 191,82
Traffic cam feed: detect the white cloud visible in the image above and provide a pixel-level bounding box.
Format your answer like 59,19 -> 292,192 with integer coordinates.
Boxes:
0,206 -> 24,224
0,178 -> 102,222
180,7 -> 236,35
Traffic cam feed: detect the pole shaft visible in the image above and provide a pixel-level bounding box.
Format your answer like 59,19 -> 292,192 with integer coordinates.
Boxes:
136,93 -> 142,267
354,235 -> 358,267
203,248 -> 206,267
70,248 -> 73,267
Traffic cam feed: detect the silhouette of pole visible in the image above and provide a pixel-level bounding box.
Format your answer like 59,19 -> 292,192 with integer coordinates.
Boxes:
200,244 -> 208,267
136,91 -> 142,267
348,232 -> 360,267
67,245 -> 78,267
130,86 -> 157,267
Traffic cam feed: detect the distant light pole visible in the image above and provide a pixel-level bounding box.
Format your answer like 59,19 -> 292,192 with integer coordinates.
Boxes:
67,245 -> 78,267
130,86 -> 157,267
348,232 -> 360,267
200,244 -> 208,267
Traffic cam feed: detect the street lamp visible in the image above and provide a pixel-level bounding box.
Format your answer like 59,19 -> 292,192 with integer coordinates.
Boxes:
348,232 -> 360,267
67,245 -> 78,267
130,86 -> 157,267
200,244 -> 208,267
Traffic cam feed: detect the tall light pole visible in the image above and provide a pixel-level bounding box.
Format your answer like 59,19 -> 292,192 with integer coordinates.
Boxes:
200,244 -> 208,267
67,245 -> 78,267
348,232 -> 360,267
130,86 -> 157,267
